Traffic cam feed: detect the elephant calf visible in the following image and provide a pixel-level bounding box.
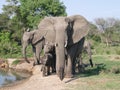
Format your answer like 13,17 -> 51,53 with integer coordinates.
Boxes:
41,52 -> 56,76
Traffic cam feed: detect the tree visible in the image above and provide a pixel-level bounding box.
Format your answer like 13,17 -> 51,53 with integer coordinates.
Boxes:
19,0 -> 67,28
94,18 -> 120,46
0,13 -> 9,31
0,0 -> 67,57
1,0 -> 67,40
87,23 -> 101,42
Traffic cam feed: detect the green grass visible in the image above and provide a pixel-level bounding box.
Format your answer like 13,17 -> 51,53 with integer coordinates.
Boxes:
91,42 -> 120,55
65,55 -> 120,90
12,59 -> 21,65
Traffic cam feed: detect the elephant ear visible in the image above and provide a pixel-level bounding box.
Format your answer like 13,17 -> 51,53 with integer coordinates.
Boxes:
31,31 -> 44,45
67,15 -> 90,44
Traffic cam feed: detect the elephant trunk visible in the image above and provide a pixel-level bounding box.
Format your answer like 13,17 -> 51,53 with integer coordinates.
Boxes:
56,44 -> 65,81
55,34 -> 66,81
22,43 -> 30,63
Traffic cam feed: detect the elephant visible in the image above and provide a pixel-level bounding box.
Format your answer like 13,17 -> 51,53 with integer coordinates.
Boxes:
22,29 -> 45,66
74,39 -> 93,73
38,15 -> 89,80
83,40 -> 93,67
22,16 -> 69,80
62,15 -> 90,79
22,15 -> 90,80
41,50 -> 56,76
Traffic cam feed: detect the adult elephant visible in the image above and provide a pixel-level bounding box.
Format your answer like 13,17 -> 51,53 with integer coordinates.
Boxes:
38,15 -> 89,80
22,15 -> 90,80
22,29 -> 45,66
22,16 -> 69,77
73,39 -> 93,73
63,15 -> 90,79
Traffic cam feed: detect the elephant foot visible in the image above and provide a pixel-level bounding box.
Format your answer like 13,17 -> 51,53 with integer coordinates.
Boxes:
47,72 -> 51,75
24,58 -> 30,63
65,74 -> 74,78
33,61 -> 41,66
78,65 -> 85,73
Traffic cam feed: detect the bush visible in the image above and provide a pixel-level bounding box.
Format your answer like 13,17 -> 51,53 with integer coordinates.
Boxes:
110,66 -> 120,74
0,32 -> 21,58
12,60 -> 21,65
115,49 -> 120,55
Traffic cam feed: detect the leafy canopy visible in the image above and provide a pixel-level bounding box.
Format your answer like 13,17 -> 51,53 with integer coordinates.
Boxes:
19,0 -> 67,28
0,0 -> 67,58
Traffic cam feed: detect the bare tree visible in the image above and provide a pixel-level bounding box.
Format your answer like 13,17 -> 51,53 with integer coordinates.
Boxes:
94,18 -> 119,46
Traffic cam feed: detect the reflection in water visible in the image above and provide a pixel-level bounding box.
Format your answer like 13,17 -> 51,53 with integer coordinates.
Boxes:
0,69 -> 31,87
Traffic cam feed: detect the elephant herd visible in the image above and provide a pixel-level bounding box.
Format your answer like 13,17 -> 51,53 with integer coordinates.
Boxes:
22,15 -> 93,80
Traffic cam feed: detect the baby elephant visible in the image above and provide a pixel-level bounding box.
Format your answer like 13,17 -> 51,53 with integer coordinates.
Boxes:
41,52 -> 56,76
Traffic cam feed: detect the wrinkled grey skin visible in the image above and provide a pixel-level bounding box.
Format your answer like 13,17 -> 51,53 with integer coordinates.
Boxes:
41,52 -> 56,76
74,39 -> 93,73
38,15 -> 89,80
22,30 -> 45,66
63,15 -> 90,78
38,17 -> 69,80
83,40 -> 93,67
41,44 -> 56,76
22,15 -> 90,80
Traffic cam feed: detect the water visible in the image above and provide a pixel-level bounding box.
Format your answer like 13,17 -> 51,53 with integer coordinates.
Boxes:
0,69 -> 31,87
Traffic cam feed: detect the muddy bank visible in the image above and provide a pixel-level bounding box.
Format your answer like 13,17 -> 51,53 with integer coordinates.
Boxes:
0,58 -> 72,90
0,72 -> 71,90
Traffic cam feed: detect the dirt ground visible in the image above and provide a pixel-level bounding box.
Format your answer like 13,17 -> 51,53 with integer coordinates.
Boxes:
0,72 -> 77,90
0,61 -> 76,90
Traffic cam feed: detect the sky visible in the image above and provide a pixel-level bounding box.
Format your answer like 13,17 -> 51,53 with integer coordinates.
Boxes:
0,0 -> 120,21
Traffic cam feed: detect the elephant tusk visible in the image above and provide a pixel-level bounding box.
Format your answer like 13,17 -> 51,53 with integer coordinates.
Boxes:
64,41 -> 68,47
55,43 -> 58,47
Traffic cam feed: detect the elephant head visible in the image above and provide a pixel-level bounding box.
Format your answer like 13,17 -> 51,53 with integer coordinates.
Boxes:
38,17 -> 69,80
22,29 -> 44,64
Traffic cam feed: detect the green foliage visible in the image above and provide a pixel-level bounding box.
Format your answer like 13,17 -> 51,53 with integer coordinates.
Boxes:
92,55 -> 120,74
0,31 -> 21,58
0,0 -> 67,58
12,59 -> 21,65
19,0 -> 67,27
0,32 -> 11,54
115,49 -> 120,55
110,66 -> 120,74
66,55 -> 120,90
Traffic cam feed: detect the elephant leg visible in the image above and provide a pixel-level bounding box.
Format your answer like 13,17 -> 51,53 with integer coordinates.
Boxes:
47,66 -> 50,75
35,47 -> 41,64
65,38 -> 85,77
33,44 -> 43,66
75,37 -> 85,73
32,46 -> 38,66
52,55 -> 56,73
65,45 -> 77,78
86,44 -> 93,67
78,54 -> 85,73
41,65 -> 46,77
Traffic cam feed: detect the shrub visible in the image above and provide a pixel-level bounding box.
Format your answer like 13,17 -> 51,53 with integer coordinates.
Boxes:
106,50 -> 110,55
115,49 -> 120,55
12,60 -> 21,65
110,66 -> 120,74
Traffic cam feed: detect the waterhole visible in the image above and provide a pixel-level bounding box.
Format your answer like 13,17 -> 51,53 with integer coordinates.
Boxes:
0,69 -> 31,87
